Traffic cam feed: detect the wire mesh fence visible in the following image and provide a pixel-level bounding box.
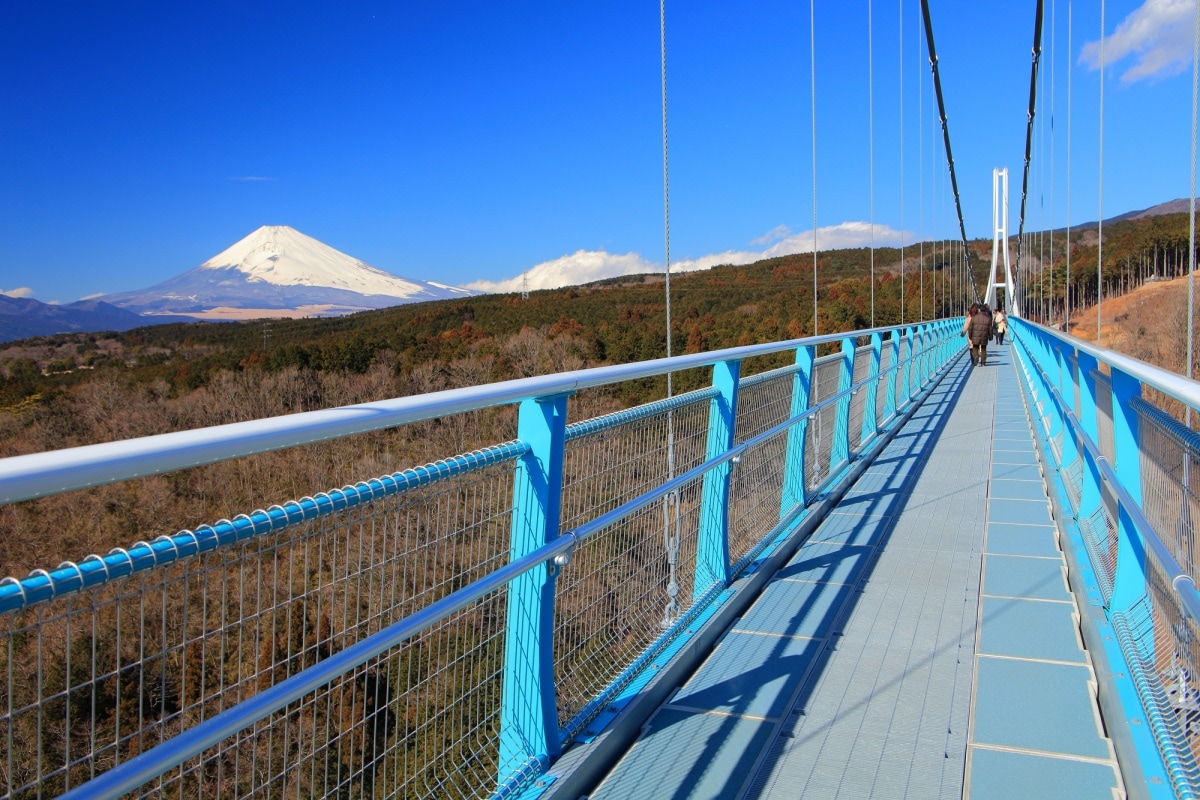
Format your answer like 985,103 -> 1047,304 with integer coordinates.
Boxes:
734,367 -> 799,446
1112,589 -> 1200,791
876,344 -> 894,430
1136,398 -> 1200,585
804,356 -> 844,494
846,345 -> 873,456
113,591 -> 511,800
553,477 -> 704,736
1093,371 -> 1116,466
728,428 -> 789,573
554,393 -> 712,735
0,456 -> 519,799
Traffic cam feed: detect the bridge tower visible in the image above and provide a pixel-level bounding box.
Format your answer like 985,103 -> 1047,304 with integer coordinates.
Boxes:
983,167 -> 1018,316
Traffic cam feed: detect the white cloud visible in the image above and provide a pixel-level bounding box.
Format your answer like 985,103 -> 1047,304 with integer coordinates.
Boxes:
751,224 -> 792,246
466,250 -> 657,293
1080,0 -> 1196,83
467,221 -> 911,294
79,292 -> 106,300
1,287 -> 34,298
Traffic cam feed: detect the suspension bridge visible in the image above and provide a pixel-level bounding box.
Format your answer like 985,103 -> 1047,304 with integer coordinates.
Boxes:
3,0 -> 1200,798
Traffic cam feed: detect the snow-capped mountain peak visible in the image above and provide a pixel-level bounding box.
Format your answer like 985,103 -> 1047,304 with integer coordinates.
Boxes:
201,225 -> 428,298
97,225 -> 474,318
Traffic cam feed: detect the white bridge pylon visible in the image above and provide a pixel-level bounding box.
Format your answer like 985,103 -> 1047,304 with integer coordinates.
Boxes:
983,167 -> 1018,316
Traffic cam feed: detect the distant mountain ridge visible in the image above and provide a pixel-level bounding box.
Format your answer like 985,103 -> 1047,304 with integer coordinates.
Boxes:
0,294 -> 193,342
1065,198 -> 1199,231
99,225 -> 474,315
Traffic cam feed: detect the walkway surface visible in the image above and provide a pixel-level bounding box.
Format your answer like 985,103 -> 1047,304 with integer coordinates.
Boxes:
587,342 -> 1125,799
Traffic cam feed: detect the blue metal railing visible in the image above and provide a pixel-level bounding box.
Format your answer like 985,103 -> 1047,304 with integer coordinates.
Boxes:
1011,317 -> 1200,800
0,321 -> 961,799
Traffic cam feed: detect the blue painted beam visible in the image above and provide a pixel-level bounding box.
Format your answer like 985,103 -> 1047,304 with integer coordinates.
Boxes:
697,360 -> 741,597
501,394 -> 570,782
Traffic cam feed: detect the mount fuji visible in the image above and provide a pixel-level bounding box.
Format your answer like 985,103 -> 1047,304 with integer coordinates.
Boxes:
99,226 -> 474,318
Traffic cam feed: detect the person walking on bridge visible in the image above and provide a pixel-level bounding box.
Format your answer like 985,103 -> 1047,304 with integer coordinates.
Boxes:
961,303 -> 993,367
993,307 -> 1007,346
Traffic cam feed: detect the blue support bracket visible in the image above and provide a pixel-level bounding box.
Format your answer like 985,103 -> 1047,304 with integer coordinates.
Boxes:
915,324 -> 929,386
905,327 -> 919,404
500,393 -> 570,783
1109,368 -> 1148,614
1075,350 -> 1103,525
697,360 -> 740,597
781,346 -> 815,518
1058,354 -> 1081,473
884,330 -> 900,422
860,332 -> 884,444
831,338 -> 855,467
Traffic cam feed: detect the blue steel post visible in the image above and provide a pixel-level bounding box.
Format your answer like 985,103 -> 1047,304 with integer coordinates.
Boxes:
861,332 -> 884,443
1075,349 -> 1104,525
1109,368 -> 1148,612
781,346 -> 815,518
884,330 -> 900,422
903,327 -> 917,404
918,324 -> 931,384
1037,333 -> 1064,442
831,338 -> 855,468
922,324 -> 934,382
500,394 -> 568,781
696,359 -> 740,597
1058,352 -> 1081,474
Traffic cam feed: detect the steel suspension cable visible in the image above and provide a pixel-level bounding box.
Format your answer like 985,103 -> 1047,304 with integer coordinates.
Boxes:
869,0 -> 876,326
1066,0 -> 1073,330
811,0 -> 819,334
1016,0 -> 1045,318
919,0 -> 980,303
1189,0 -> 1199,422
1049,0 -> 1056,322
1040,6 -> 1047,321
659,0 -> 681,509
660,0 -> 673,395
900,0 -> 906,324
658,0 -> 681,616
1098,0 -> 1105,343
918,1 -> 924,323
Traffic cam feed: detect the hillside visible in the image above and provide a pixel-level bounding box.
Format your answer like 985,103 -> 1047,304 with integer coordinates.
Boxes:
1064,272 -> 1195,379
0,243 -> 961,410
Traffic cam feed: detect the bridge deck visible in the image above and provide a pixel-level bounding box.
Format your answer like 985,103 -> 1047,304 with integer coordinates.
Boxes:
586,344 -> 1125,799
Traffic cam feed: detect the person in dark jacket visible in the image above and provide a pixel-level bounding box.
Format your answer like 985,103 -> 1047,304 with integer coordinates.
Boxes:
964,304 -> 993,366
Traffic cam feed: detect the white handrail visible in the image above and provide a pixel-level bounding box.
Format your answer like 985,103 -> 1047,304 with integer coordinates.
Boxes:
0,325 -> 915,505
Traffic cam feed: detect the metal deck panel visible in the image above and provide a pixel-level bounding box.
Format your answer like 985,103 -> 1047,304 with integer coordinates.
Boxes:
989,478 -> 1049,501
987,498 -> 1056,525
982,554 -> 1071,601
983,523 -> 1060,558
971,657 -> 1112,759
967,748 -> 1123,800
979,596 -> 1086,663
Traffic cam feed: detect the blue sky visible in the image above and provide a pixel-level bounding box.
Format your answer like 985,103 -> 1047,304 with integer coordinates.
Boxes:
1,0 -> 1195,303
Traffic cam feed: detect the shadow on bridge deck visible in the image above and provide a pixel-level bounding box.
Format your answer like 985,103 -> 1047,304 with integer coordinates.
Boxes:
553,344 -> 1125,800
